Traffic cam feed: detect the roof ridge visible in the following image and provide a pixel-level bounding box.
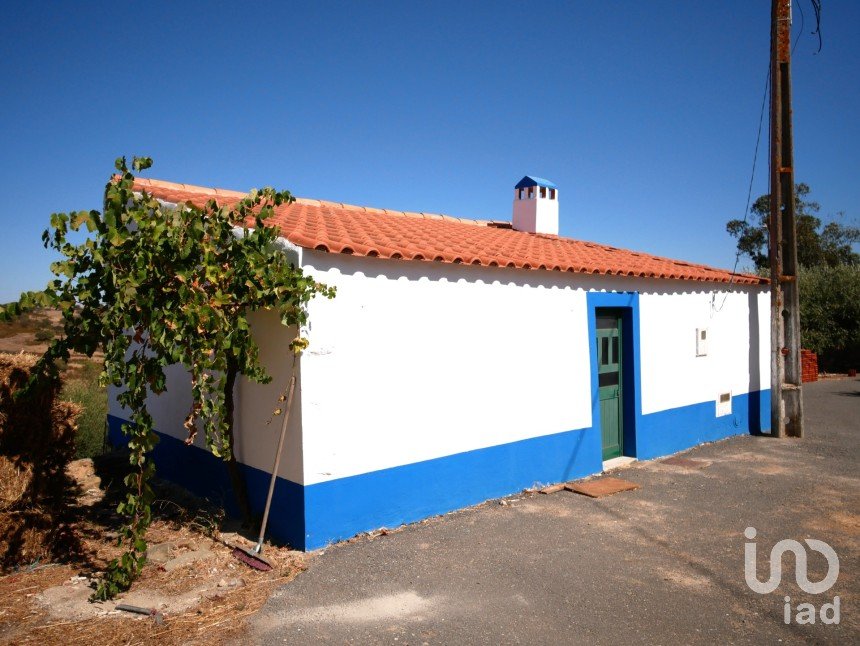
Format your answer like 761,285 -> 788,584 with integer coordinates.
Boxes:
306,197 -> 491,227
133,177 -> 492,228
132,177 -> 247,199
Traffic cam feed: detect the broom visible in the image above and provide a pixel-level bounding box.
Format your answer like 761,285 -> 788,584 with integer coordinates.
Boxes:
232,373 -> 296,571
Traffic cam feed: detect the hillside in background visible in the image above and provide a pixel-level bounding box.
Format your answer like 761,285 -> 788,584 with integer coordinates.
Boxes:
0,308 -> 106,458
0,308 -> 64,354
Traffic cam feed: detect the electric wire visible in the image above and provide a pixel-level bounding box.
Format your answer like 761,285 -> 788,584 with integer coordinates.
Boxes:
712,64 -> 770,314
809,0 -> 823,54
793,0 -> 805,55
795,0 -> 823,55
714,1 -> 822,313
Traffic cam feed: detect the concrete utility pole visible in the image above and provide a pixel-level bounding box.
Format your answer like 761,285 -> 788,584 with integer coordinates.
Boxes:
769,0 -> 803,438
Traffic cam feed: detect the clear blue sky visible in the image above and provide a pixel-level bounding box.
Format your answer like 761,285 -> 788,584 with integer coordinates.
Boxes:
1,1 -> 857,302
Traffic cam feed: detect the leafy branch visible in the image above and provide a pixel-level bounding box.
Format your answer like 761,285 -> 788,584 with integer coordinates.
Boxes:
1,157 -> 334,599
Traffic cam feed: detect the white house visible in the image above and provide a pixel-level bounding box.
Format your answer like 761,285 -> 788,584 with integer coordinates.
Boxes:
107,175 -> 770,551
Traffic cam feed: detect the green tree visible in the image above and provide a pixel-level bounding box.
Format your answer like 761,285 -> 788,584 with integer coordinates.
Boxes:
798,265 -> 860,372
726,183 -> 859,270
1,157 -> 334,598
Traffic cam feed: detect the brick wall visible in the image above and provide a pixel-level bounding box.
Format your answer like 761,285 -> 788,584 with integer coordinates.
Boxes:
801,349 -> 818,383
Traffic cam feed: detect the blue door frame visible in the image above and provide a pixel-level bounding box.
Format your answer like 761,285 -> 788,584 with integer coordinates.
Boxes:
586,292 -> 642,459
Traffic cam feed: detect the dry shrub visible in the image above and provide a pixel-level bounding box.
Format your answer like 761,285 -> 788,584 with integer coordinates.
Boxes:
0,457 -> 32,511
0,352 -> 81,569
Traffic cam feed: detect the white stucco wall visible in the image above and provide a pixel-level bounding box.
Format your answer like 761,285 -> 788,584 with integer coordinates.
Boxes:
107,312 -> 303,483
108,246 -> 770,490
299,250 -> 592,486
234,314 -> 303,482
106,229 -> 306,483
298,250 -> 770,486
638,287 -> 769,414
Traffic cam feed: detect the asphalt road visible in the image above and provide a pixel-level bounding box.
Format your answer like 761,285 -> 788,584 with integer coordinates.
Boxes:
248,378 -> 859,645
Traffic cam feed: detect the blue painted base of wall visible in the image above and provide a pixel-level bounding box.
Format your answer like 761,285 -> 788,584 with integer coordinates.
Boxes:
108,388 -> 769,551
636,389 -> 771,459
303,423 -> 602,549
107,416 -> 305,548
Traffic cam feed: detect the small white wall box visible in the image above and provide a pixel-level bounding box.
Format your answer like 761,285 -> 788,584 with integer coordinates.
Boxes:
696,328 -> 708,356
716,391 -> 732,417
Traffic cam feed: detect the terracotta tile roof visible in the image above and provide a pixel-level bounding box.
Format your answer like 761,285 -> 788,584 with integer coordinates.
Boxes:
131,177 -> 766,286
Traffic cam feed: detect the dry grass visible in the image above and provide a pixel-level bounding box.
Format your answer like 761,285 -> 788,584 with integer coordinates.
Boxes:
0,459 -> 31,512
0,546 -> 305,645
0,315 -> 308,643
0,458 -> 308,645
0,352 -> 81,570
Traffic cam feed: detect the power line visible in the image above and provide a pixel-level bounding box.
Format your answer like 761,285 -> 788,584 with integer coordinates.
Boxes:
795,0 -> 824,55
716,2 -> 820,314
738,66 -> 771,258
793,0 -> 804,55
712,64 -> 771,313
809,0 -> 823,54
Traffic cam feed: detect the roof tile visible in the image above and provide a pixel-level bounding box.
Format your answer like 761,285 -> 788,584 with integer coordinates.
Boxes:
130,177 -> 766,286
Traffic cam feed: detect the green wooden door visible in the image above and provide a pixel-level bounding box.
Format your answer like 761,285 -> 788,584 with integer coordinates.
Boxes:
597,314 -> 623,460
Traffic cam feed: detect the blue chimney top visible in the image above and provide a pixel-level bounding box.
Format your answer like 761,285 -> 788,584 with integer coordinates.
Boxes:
514,176 -> 557,190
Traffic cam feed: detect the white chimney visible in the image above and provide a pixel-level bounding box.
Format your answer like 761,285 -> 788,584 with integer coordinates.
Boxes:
512,176 -> 558,235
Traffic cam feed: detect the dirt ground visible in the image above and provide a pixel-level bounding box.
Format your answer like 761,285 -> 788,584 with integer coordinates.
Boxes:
0,457 -> 308,645
1,308 -> 305,644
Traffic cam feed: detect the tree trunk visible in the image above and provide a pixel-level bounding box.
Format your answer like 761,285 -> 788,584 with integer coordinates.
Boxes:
224,356 -> 253,526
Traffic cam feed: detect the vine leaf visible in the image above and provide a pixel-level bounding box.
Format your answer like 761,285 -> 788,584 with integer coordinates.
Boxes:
6,156 -> 335,600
